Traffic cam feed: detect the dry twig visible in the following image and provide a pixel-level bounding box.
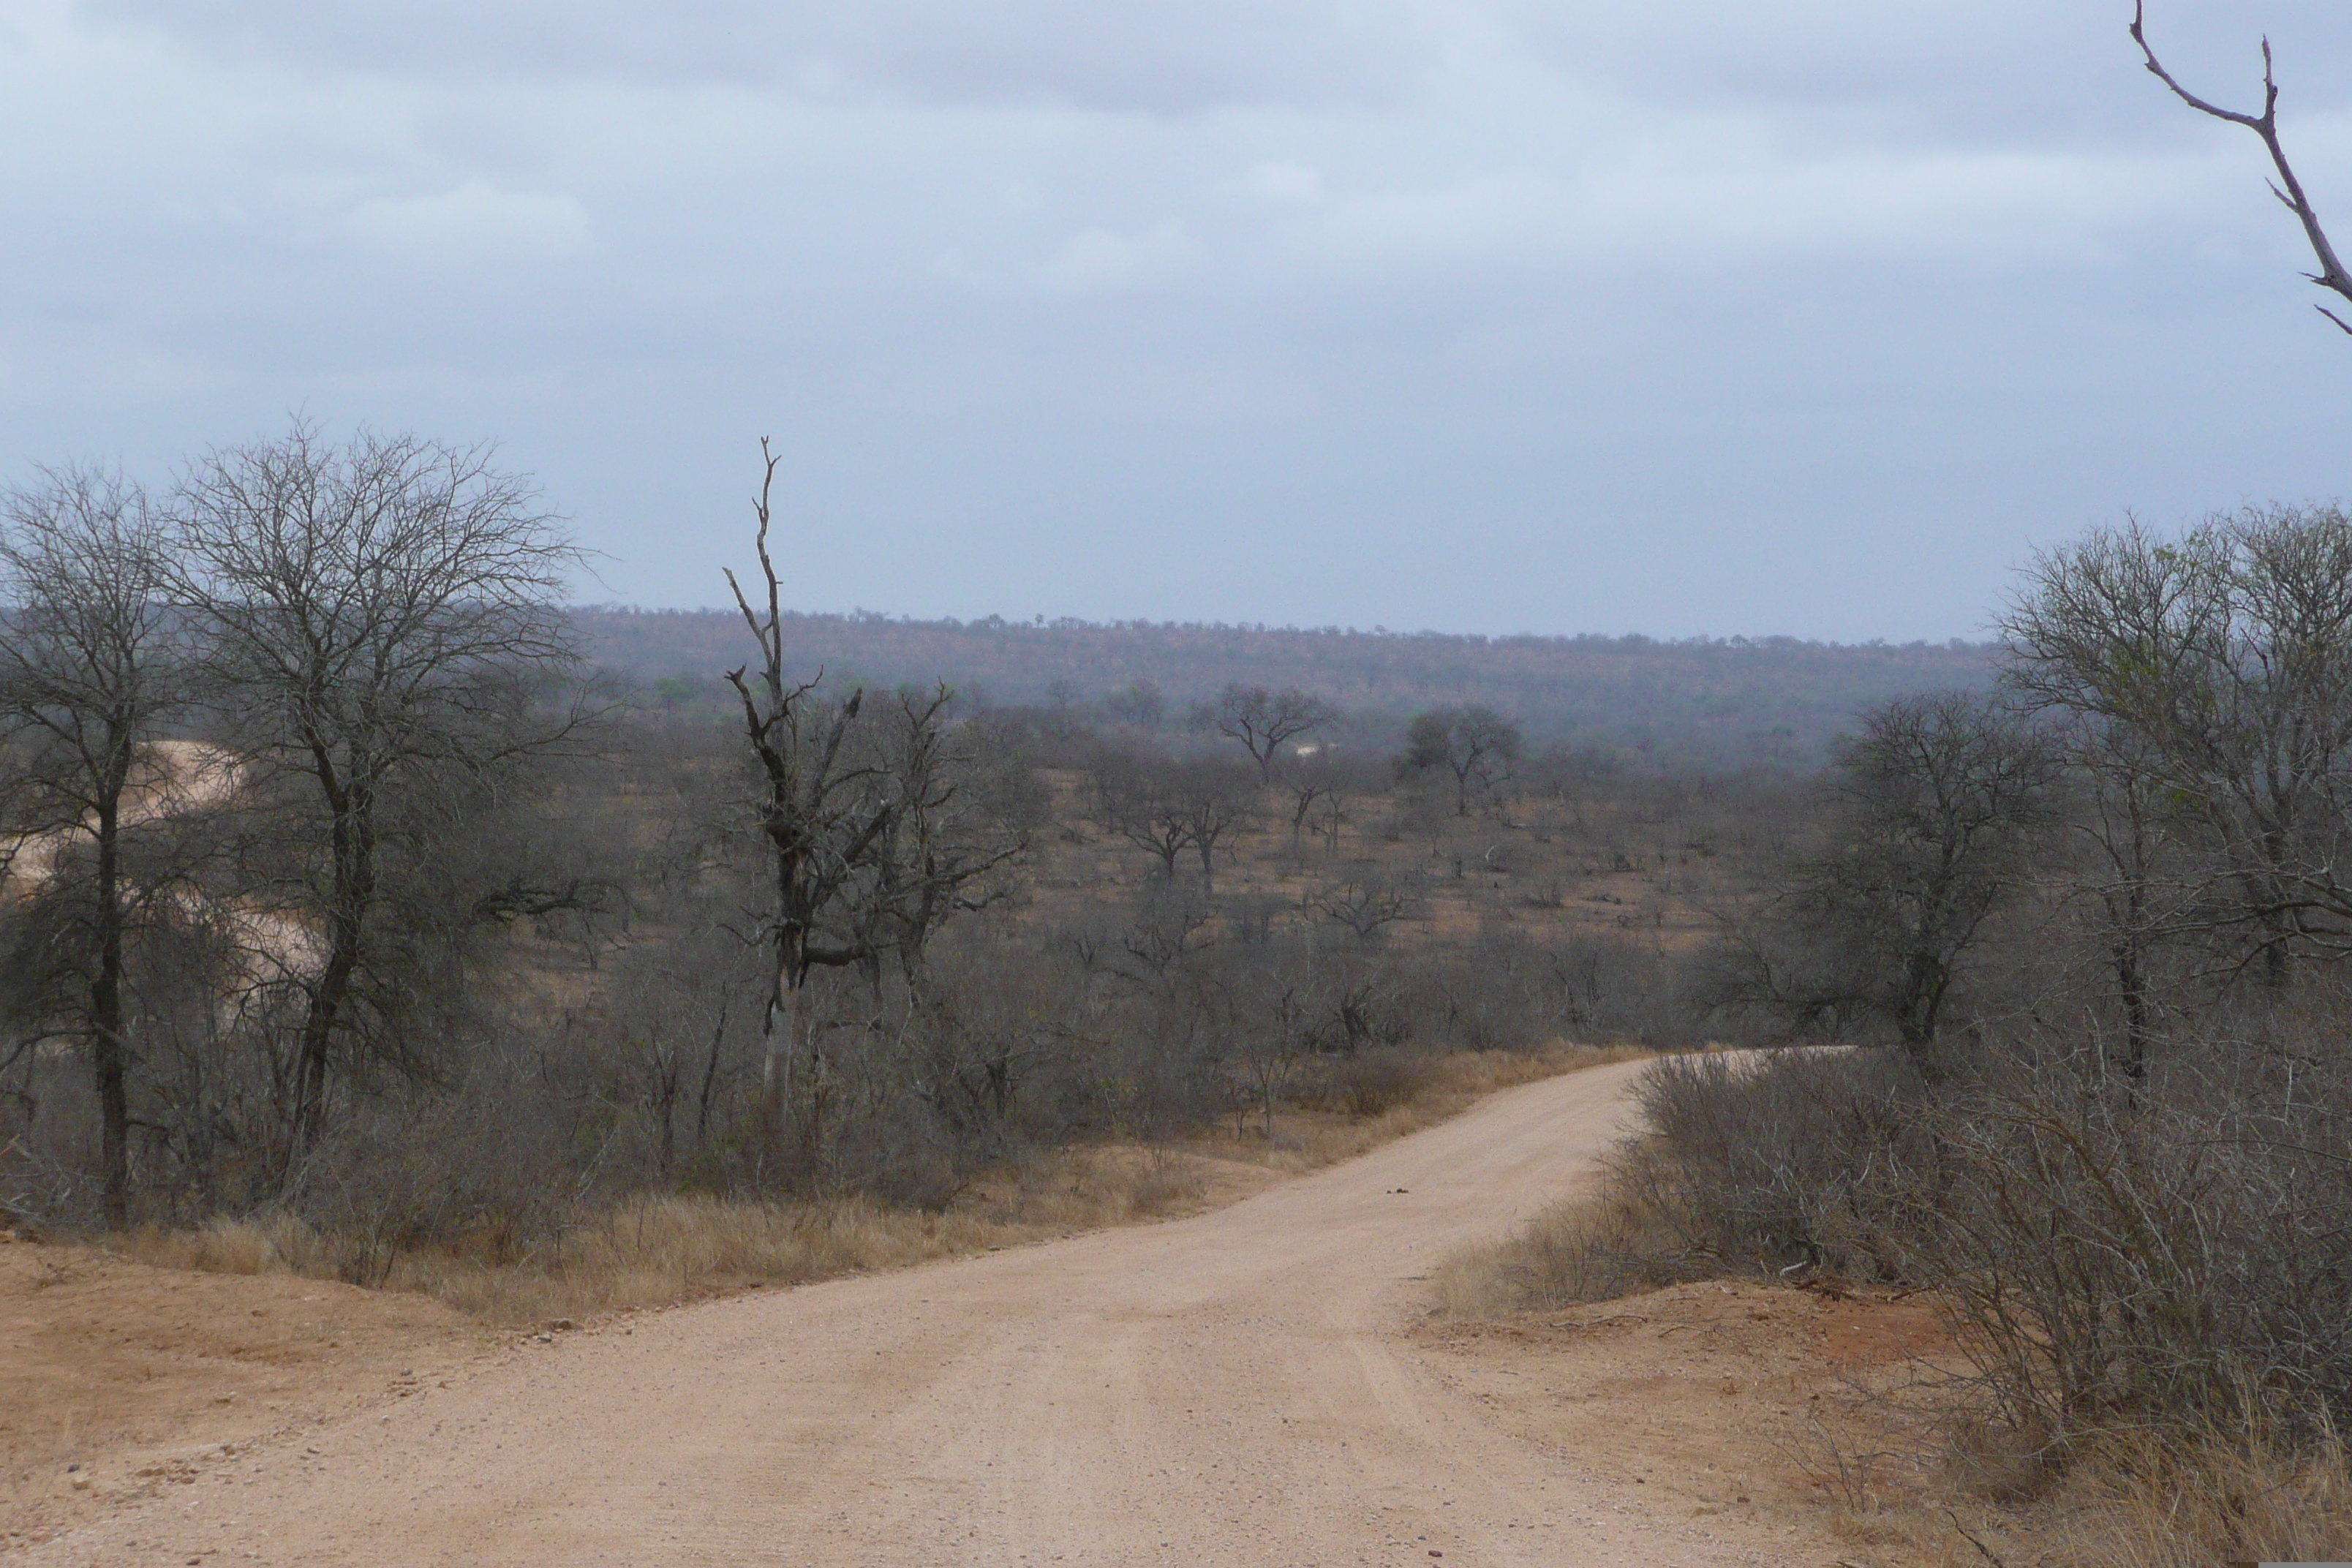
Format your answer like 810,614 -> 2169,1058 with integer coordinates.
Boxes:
2131,1 -> 2352,334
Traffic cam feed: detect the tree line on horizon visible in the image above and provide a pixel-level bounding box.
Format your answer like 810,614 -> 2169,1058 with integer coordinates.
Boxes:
576,603 -> 1996,772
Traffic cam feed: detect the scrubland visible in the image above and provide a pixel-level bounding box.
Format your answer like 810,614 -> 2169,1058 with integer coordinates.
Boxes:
102,1045 -> 1635,1323
10,447 -> 2352,1561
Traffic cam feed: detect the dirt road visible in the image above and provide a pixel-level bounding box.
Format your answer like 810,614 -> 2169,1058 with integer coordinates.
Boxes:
26,1060 -> 1809,1566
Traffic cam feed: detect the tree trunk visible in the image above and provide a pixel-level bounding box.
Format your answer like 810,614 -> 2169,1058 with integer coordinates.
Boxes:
91,795 -> 129,1229
290,913 -> 361,1166
290,789 -> 374,1172
761,965 -> 802,1166
2114,937 -> 2150,1081
1896,953 -> 1950,1082
655,1067 -> 678,1176
696,1006 -> 728,1152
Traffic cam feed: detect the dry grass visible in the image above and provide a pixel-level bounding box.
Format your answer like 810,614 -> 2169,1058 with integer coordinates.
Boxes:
116,1045 -> 1635,1326
2047,1425 -> 2352,1567
1862,1424 -> 2352,1568
115,1143 -> 1215,1325
1432,1175 -> 1695,1319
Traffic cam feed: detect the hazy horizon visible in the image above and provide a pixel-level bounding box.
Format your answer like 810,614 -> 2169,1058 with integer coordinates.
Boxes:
578,600 -> 1999,649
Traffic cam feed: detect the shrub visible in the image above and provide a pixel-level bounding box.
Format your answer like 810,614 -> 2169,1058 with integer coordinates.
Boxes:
1617,1047 -> 1925,1274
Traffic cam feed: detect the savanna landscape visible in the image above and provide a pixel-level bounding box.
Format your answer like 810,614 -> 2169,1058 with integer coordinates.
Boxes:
12,4 -> 2352,1567
6,421 -> 2352,1565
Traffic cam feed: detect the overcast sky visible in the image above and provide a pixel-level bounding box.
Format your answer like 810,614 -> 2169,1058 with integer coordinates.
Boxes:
4,1 -> 2351,641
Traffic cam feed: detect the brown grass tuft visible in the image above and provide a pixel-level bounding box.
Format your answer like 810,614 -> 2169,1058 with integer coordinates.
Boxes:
1432,1180 -> 1695,1319
2055,1425 -> 2352,1567
124,1211 -> 336,1276
110,1143 -> 1222,1324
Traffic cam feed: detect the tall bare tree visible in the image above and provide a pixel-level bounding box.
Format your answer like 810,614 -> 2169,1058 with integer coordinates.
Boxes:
1210,684 -> 1338,783
723,442 -> 902,1143
2131,1 -> 2352,334
2004,506 -> 2352,983
1709,693 -> 2059,1077
0,467 -> 190,1225
173,423 -> 584,1166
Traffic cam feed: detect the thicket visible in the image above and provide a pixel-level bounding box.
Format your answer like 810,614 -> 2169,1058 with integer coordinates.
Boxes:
0,425 -> 1730,1286
1487,505 -> 2352,1539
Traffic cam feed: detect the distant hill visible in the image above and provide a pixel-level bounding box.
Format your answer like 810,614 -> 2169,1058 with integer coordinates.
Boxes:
576,607 -> 1998,769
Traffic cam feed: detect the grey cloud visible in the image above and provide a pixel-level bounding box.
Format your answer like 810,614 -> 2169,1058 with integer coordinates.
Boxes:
13,1 -> 2352,644
1499,1 -> 2352,145
79,0 -> 1433,112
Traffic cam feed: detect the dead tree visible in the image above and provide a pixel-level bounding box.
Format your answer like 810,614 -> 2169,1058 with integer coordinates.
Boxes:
0,467 -> 189,1225
724,441 -> 900,1144
2132,1 -> 2352,334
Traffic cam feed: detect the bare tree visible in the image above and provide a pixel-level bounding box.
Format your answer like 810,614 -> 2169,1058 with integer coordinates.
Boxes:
1090,748 -> 1196,878
848,686 -> 1031,992
600,938 -> 753,1177
2003,507 -> 2352,983
903,953 -> 1070,1175
1711,693 -> 2060,1077
1106,679 -> 1165,731
723,442 -> 902,1144
0,467 -> 191,1225
173,423 -> 585,1166
1278,744 -> 1339,854
1310,875 -> 1419,947
1212,684 -> 1338,783
2131,1 -> 2352,334
1112,879 -> 1217,986
1195,960 -> 1310,1139
1403,705 -> 1522,816
1175,758 -> 1256,889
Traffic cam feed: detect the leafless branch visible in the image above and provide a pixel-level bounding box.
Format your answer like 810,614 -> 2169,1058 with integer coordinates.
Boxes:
2133,1 -> 2352,333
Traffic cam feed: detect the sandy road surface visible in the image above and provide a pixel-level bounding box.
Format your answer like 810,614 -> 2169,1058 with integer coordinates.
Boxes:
29,1060 -> 1806,1567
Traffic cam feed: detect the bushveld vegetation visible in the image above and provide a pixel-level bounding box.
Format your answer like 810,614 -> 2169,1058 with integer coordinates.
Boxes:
578,607 -> 1995,772
1439,503 -> 2352,1560
0,424 -> 1761,1313
14,423 -> 2351,1558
